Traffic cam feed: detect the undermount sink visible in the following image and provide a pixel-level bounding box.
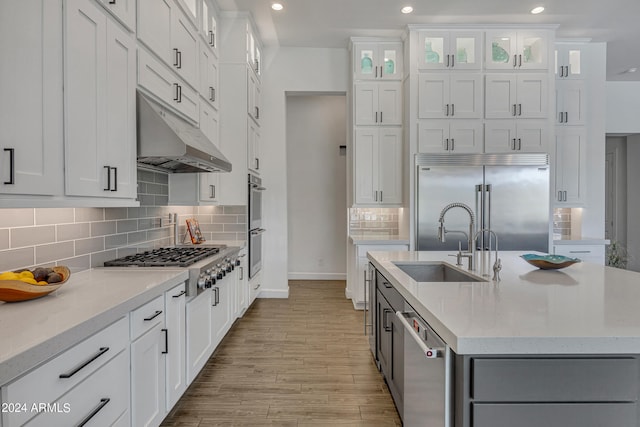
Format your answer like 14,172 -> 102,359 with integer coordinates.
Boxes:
392,262 -> 487,283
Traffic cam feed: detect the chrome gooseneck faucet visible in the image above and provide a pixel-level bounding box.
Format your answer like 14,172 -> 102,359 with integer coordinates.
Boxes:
437,203 -> 475,269
473,229 -> 502,281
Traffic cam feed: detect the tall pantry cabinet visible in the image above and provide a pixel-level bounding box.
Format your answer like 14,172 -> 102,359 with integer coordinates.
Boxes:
349,38 -> 404,207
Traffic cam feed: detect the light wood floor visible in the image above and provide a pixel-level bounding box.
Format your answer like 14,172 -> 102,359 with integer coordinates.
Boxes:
161,280 -> 402,427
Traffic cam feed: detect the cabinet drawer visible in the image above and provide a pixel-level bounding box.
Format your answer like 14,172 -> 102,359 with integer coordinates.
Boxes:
376,271 -> 403,311
2,317 -> 128,427
130,295 -> 165,340
472,403 -> 637,427
25,349 -> 130,427
357,244 -> 408,257
554,245 -> 605,265
471,357 -> 638,402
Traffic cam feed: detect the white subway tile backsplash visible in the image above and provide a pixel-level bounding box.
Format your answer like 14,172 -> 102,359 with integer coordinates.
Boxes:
0,209 -> 34,228
0,203 -> 247,273
58,223 -> 91,241
35,208 -> 75,225
11,225 -> 56,248
36,242 -> 74,265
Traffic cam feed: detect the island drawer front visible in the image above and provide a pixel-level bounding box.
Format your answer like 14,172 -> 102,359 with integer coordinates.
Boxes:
376,271 -> 403,311
24,349 -> 130,427
472,403 -> 637,427
1,316 -> 128,427
130,294 -> 165,340
471,357 -> 638,402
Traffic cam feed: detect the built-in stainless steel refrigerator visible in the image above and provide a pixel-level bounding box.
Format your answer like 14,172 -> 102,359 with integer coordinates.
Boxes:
416,154 -> 550,252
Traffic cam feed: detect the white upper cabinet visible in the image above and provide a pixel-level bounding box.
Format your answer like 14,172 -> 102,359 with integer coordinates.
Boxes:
246,24 -> 261,78
355,82 -> 402,126
97,0 -> 135,32
484,120 -> 549,153
418,74 -> 482,119
485,30 -> 549,70
555,44 -> 584,80
354,128 -> 402,206
200,0 -> 218,56
417,30 -> 482,70
138,0 -> 199,89
353,42 -> 403,80
176,0 -> 197,27
0,0 -> 64,197
485,74 -> 548,119
555,127 -> 586,206
64,0 -> 137,199
418,120 -> 483,153
199,42 -> 219,109
556,79 -> 586,125
247,70 -> 261,125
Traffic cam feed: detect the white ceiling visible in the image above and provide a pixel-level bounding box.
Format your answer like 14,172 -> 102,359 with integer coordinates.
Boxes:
217,0 -> 640,81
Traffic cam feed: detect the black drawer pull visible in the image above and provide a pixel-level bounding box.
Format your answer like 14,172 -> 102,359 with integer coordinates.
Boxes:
143,310 -> 163,321
173,290 -> 186,298
4,148 -> 15,185
76,398 -> 110,427
162,328 -> 168,354
382,281 -> 393,289
59,347 -> 109,379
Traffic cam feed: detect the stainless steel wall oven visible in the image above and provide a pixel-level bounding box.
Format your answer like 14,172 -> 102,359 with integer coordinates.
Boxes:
248,174 -> 265,278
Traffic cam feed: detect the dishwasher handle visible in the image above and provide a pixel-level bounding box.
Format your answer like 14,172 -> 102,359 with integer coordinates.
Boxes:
396,311 -> 444,359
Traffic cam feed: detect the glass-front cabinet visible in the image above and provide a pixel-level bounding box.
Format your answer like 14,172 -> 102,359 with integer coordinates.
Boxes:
417,30 -> 482,70
201,0 -> 217,55
353,42 -> 403,80
555,44 -> 584,79
485,30 -> 549,70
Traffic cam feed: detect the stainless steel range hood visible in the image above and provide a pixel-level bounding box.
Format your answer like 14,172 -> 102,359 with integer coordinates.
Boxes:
136,91 -> 231,173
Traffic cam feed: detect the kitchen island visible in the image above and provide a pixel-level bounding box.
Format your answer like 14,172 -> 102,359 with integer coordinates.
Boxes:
367,250 -> 640,427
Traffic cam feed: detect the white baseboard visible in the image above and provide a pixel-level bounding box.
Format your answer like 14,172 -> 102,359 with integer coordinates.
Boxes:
288,272 -> 347,281
345,289 -> 352,299
257,288 -> 289,299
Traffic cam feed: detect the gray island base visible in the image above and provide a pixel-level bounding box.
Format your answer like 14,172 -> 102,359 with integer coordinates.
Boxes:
367,251 -> 640,427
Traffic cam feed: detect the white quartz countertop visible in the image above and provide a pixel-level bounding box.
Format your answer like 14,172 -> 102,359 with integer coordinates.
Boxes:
368,251 -> 640,355
0,268 -> 188,385
349,233 -> 410,245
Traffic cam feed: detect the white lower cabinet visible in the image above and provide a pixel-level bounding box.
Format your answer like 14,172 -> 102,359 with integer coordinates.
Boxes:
236,249 -> 248,317
211,273 -> 234,349
249,270 -> 262,306
164,284 -> 187,411
130,296 -> 166,427
1,317 -> 129,427
186,288 -> 213,383
554,244 -> 605,265
348,244 -> 408,308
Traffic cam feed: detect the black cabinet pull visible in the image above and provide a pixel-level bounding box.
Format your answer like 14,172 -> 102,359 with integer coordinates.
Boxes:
177,51 -> 182,69
255,106 -> 260,119
212,287 -> 219,306
173,83 -> 179,101
209,31 -> 214,47
76,398 -> 110,427
173,48 -> 179,67
103,166 -> 111,191
162,328 -> 168,354
178,84 -> 182,103
383,308 -> 392,332
255,158 -> 259,170
3,148 -> 14,185
108,0 -> 115,3
143,310 -> 163,321
59,347 -> 109,379
173,290 -> 186,298
382,281 -> 393,289
111,167 -> 117,191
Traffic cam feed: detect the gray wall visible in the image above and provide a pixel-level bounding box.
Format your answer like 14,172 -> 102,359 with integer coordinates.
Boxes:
286,94 -> 347,280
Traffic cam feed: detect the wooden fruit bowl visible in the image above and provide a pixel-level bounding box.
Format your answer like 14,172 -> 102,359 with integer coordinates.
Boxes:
0,266 -> 71,302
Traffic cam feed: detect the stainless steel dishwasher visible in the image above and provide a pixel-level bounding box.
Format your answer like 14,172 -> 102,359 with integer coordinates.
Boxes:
396,304 -> 452,427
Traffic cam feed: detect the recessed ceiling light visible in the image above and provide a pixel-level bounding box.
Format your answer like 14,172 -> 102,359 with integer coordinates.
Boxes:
530,6 -> 545,14
401,6 -> 413,14
271,3 -> 283,11
628,67 -> 638,73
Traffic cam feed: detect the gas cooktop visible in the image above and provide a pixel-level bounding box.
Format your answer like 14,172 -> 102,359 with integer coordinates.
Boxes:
104,246 -> 223,268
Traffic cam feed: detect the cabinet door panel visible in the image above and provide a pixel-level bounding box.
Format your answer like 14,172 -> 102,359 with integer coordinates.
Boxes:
380,43 -> 403,79
165,285 -> 187,410
354,128 -> 379,204
100,0 -> 135,31
186,289 -> 212,383
0,0 -> 63,196
418,74 -> 449,118
518,31 -> 548,70
354,43 -> 379,80
449,120 -> 483,153
131,324 -> 166,427
354,83 -> 377,125
555,128 -> 586,205
485,31 -> 517,70
450,31 -> 482,70
517,74 -> 548,118
485,74 -> 516,119
450,74 -> 482,118
137,0 -> 172,64
516,120 -> 548,152
558,80 -> 586,125
418,120 -> 448,153
64,0 -> 107,197
172,10 -> 199,88
105,20 -> 137,198
417,31 -> 447,70
378,128 -> 402,205
485,120 -> 517,153
379,82 -> 402,125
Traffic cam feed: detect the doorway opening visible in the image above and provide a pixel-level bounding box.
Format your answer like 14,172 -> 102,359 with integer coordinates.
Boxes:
285,93 -> 347,280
